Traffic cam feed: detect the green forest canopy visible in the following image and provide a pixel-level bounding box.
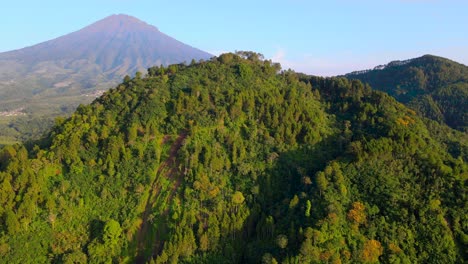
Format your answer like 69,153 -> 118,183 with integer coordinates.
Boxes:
346,55 -> 468,131
0,52 -> 466,263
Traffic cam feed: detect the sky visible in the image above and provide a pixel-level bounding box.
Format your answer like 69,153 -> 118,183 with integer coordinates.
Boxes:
1,0 -> 467,76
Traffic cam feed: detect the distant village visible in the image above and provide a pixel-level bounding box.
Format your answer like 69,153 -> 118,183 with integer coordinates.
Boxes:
0,107 -> 26,117
82,89 -> 106,98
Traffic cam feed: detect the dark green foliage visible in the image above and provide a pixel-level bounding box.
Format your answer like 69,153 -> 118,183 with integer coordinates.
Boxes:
0,115 -> 55,146
0,15 -> 213,145
0,52 -> 466,263
346,55 -> 468,131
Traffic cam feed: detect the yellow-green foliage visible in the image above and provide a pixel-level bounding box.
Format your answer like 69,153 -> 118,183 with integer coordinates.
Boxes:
0,52 -> 465,263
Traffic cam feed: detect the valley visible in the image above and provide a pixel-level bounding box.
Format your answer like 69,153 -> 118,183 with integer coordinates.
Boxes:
0,52 -> 466,263
0,14 -> 212,144
0,5 -> 467,263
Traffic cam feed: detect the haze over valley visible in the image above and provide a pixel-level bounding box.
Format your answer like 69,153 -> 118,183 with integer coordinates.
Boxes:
0,1 -> 467,263
0,14 -> 211,144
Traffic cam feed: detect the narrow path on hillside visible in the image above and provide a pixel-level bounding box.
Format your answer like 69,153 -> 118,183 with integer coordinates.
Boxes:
135,132 -> 187,264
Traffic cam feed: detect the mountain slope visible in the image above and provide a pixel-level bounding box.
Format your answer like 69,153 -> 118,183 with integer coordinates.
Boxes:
0,53 -> 466,263
0,14 -> 212,144
0,14 -> 211,77
346,55 -> 468,131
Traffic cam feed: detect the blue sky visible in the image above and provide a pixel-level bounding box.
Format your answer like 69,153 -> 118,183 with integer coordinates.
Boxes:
1,0 -> 467,75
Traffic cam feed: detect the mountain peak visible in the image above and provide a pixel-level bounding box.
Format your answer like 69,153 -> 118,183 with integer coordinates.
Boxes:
344,54 -> 468,131
109,13 -> 141,20
0,14 -> 211,115
104,14 -> 151,26
82,13 -> 159,33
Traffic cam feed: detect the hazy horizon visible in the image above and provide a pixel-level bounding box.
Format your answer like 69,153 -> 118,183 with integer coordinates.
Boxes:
2,0 -> 467,76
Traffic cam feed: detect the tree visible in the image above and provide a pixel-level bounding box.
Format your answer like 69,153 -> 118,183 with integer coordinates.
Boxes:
347,202 -> 366,226
232,191 -> 245,212
262,253 -> 278,264
127,123 -> 138,142
316,172 -> 328,196
62,251 -> 88,264
289,195 -> 299,209
103,219 -> 122,246
276,234 -> 288,249
305,200 -> 312,217
199,233 -> 209,251
135,71 -> 142,79
5,210 -> 20,234
87,240 -> 109,263
360,239 -> 383,263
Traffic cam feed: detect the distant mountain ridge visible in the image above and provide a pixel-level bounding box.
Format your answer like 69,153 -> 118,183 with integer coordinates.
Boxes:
0,14 -> 212,143
1,14 -> 211,75
346,55 -> 468,131
347,58 -> 416,75
0,14 -> 212,109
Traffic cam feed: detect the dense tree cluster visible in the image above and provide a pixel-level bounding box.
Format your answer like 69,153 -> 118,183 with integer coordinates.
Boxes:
0,52 -> 466,263
0,115 -> 56,146
346,54 -> 468,131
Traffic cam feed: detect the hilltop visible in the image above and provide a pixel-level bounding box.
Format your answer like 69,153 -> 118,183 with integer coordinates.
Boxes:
346,55 -> 468,131
0,53 -> 466,263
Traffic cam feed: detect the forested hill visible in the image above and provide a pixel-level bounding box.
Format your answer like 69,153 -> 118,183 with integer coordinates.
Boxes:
346,55 -> 468,131
0,14 -> 212,145
0,52 -> 466,263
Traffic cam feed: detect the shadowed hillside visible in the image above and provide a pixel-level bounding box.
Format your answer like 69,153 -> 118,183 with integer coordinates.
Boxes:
346,55 -> 468,131
0,53 -> 466,263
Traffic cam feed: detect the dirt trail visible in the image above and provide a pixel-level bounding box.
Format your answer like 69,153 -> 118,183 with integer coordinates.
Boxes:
135,133 -> 187,264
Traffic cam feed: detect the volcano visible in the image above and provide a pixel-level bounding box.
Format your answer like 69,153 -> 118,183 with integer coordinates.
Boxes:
0,14 -> 212,107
